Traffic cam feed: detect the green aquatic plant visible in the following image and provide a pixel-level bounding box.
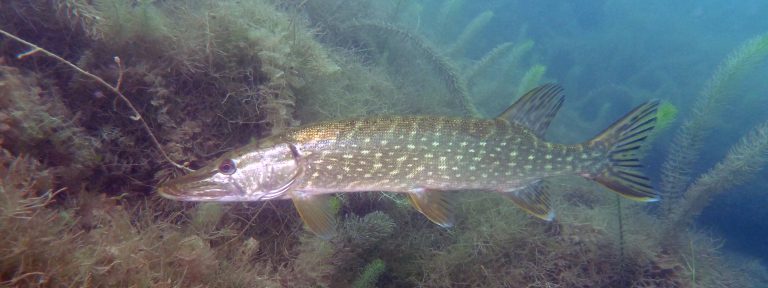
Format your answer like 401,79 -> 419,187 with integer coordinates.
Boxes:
639,101 -> 678,153
281,211 -> 396,287
663,121 -> 768,239
465,41 -> 515,86
57,0 -> 102,39
302,0 -> 550,120
657,32 -> 768,247
435,0 -> 466,38
479,39 -> 539,113
190,203 -> 225,234
661,32 -> 768,200
345,19 -> 546,119
515,64 -> 548,99
404,189 -> 697,287
92,0 -> 169,46
685,238 -> 698,288
0,151 -> 66,286
655,101 -> 679,132
0,150 -> 282,286
347,21 -> 480,117
352,258 -> 386,288
294,53 -> 408,121
507,39 -> 536,66
446,10 -> 494,57
4,0 -> 353,190
0,64 -> 101,185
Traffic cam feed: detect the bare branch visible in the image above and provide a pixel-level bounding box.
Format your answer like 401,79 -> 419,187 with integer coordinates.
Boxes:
0,28 -> 190,171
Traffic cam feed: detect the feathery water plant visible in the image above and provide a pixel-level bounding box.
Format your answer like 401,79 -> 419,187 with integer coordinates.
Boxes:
435,0 -> 466,37
654,32 -> 768,251
506,40 -> 536,70
515,64 -> 548,99
660,33 -> 768,201
486,40 -> 536,100
465,41 -> 515,87
284,211 -> 396,287
346,21 -> 480,117
663,121 -> 768,240
0,64 -> 101,185
352,258 -> 386,288
446,10 -> 494,57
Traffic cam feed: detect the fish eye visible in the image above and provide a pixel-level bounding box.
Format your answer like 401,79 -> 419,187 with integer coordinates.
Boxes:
218,159 -> 237,175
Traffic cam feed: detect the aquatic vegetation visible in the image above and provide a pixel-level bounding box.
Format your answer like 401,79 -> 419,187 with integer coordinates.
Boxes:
0,65 -> 100,186
655,101 -> 679,132
446,10 -> 495,57
661,33 -> 768,199
465,42 -> 515,86
344,21 -> 545,119
352,258 -> 386,288
347,21 -> 480,117
659,33 -> 768,243
0,151 -> 280,286
663,121 -> 768,240
516,64 -> 548,98
435,0 -> 467,36
0,151 -> 68,286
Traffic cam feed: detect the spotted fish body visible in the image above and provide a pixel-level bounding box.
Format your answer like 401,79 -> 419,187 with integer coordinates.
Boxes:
159,84 -> 660,238
294,116 -> 593,194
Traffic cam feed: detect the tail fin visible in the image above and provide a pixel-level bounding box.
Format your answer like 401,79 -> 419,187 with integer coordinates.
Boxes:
588,100 -> 660,202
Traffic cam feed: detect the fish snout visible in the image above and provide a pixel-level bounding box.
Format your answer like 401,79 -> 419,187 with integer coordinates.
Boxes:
157,182 -> 185,200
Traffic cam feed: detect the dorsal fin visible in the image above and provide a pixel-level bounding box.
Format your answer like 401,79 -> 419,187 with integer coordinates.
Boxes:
497,84 -> 565,138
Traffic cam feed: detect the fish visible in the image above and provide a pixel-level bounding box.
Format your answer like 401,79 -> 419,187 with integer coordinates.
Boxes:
158,84 -> 660,239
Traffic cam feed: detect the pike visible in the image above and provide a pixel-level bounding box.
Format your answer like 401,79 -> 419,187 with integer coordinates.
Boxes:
158,84 -> 660,239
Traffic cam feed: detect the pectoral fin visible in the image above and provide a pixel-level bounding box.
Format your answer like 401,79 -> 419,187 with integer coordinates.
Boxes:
292,193 -> 337,239
407,189 -> 455,228
502,181 -> 555,221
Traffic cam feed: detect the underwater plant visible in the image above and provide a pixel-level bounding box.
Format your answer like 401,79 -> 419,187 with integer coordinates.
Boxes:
0,66 -> 100,185
345,21 -> 480,117
660,33 -> 768,201
659,33 -> 768,244
352,258 -> 386,288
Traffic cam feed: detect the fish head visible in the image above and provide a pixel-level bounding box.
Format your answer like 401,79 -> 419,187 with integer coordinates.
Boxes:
158,141 -> 302,201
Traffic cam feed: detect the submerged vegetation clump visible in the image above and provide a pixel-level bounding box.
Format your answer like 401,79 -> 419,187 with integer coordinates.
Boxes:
0,0 -> 766,287
0,65 -> 100,185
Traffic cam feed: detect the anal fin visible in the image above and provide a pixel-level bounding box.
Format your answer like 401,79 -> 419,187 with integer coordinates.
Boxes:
407,189 -> 455,228
501,181 -> 555,221
291,192 -> 337,239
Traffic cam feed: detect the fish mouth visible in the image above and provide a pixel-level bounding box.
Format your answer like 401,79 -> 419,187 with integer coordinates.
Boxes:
156,168 -> 245,201
157,183 -> 200,201
157,181 -> 246,201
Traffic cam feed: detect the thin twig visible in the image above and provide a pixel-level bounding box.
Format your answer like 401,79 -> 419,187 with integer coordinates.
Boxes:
0,28 -> 191,171
114,56 -> 124,91
6,272 -> 47,285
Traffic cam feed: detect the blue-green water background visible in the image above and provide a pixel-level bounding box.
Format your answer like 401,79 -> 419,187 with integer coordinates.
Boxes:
422,0 -> 768,263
